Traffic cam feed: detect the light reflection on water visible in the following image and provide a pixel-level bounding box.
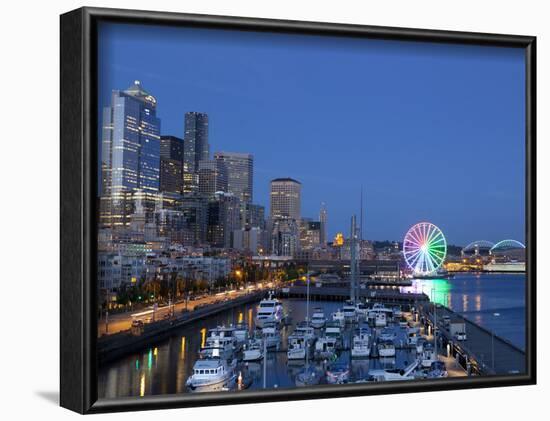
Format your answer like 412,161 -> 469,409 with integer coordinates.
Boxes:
402,272 -> 525,349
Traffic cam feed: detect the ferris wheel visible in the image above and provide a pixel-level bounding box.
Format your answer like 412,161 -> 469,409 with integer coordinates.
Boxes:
403,222 -> 447,275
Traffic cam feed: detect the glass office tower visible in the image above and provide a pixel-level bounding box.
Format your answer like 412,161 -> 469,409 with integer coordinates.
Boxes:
100,80 -> 161,228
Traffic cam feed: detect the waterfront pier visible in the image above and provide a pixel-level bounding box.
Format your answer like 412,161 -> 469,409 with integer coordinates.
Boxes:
419,303 -> 526,375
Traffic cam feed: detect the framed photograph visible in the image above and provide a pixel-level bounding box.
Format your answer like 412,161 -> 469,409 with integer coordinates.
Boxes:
60,7 -> 536,414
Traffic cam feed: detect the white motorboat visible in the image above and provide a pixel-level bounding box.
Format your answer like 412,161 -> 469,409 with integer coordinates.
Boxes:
421,343 -> 438,368
200,336 -> 236,359
233,323 -> 249,344
242,338 -> 263,362
186,358 -> 236,392
368,359 -> 419,382
342,301 -> 357,322
367,303 -> 393,324
351,327 -> 371,359
331,309 -> 346,327
355,302 -> 369,321
262,323 -> 281,349
326,363 -> 350,384
324,322 -> 343,349
287,323 -> 316,361
255,293 -> 283,328
310,307 -> 326,329
314,335 -> 338,360
377,339 -> 396,358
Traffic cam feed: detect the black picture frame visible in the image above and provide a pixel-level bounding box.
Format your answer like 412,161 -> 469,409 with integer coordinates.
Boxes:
60,6 -> 537,414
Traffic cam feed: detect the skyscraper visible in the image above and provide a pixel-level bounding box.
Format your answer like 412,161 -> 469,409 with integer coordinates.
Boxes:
319,202 -> 328,246
213,152 -> 253,204
183,112 -> 209,172
207,192 -> 241,248
269,178 -> 301,220
159,135 -> 184,194
100,80 -> 161,228
197,159 -> 228,198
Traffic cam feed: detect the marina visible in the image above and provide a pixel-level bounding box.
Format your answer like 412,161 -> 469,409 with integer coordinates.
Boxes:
98,272 -> 526,399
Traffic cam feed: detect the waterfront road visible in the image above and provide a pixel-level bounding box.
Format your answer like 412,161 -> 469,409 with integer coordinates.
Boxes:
98,287 -> 268,337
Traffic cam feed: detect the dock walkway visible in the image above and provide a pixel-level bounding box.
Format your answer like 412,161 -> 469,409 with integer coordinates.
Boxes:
421,304 -> 525,375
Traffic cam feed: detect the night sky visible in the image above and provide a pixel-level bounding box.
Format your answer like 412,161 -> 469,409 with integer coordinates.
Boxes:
98,22 -> 525,246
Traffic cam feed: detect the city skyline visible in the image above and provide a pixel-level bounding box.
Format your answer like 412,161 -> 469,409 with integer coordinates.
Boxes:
98,22 -> 525,245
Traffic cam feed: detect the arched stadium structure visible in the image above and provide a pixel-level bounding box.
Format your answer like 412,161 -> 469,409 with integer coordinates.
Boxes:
461,240 -> 494,257
490,239 -> 526,254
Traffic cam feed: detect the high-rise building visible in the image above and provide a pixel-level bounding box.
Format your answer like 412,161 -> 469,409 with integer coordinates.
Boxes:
100,80 -> 161,228
183,112 -> 209,172
319,202 -> 328,246
198,159 -> 228,198
159,135 -> 184,194
269,178 -> 301,221
180,194 -> 208,246
299,219 -> 321,250
213,152 -> 253,204
207,192 -> 241,248
271,218 -> 300,256
244,203 -> 266,230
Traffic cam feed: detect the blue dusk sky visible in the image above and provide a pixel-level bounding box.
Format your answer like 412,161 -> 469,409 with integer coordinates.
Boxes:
98,22 -> 525,246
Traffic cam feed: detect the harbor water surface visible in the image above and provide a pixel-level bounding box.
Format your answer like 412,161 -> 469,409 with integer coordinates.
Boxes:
98,273 -> 525,399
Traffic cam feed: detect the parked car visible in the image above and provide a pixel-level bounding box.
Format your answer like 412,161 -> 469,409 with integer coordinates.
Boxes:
455,331 -> 467,341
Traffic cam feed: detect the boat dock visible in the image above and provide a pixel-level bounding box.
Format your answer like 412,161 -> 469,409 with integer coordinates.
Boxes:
279,285 -> 428,304
418,302 -> 526,375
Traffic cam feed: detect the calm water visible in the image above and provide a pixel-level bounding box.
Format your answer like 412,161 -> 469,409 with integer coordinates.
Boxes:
402,272 -> 526,349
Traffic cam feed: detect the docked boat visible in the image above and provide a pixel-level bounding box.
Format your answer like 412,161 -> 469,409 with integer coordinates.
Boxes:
326,363 -> 350,384
355,302 -> 369,321
255,293 -> 283,328
262,322 -> 281,349
367,303 -> 393,324
426,361 -> 448,378
368,359 -> 419,382
186,358 -> 236,392
200,336 -> 236,360
287,323 -> 316,361
342,301 -> 357,322
420,343 -> 438,368
310,307 -> 326,329
242,338 -> 263,362
314,335 -> 338,360
324,321 -> 343,349
377,339 -> 396,358
233,324 -> 249,344
331,309 -> 346,327
351,326 -> 371,359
